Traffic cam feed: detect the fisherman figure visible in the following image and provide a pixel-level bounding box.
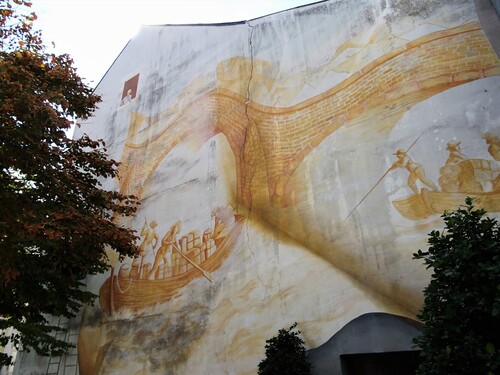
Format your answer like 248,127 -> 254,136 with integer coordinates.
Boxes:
389,149 -> 438,194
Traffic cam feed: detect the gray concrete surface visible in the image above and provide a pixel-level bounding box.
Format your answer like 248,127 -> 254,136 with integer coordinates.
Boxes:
307,313 -> 423,375
476,0 -> 500,57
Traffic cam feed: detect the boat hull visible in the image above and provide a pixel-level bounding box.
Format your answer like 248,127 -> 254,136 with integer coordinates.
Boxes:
392,189 -> 500,220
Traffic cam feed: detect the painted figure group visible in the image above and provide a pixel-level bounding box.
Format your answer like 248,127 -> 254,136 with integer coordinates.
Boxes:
132,205 -> 235,280
133,220 -> 182,279
390,132 -> 499,195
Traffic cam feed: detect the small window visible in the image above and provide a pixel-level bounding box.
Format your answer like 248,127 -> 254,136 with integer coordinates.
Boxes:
120,74 -> 140,106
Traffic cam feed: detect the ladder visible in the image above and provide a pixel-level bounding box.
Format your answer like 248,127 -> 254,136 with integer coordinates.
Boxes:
46,316 -> 79,375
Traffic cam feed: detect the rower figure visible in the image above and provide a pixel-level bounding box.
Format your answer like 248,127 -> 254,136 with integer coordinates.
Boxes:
147,221 -> 182,279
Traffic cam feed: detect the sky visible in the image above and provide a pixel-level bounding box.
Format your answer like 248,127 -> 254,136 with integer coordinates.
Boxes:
30,0 -> 319,87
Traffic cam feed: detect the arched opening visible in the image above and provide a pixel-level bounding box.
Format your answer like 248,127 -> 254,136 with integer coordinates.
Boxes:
307,313 -> 423,375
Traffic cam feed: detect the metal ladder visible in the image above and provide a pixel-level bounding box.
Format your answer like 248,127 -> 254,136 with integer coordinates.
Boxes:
46,316 -> 79,375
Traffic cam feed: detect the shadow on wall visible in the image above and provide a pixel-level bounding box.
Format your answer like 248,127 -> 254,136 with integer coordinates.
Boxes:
307,313 -> 423,375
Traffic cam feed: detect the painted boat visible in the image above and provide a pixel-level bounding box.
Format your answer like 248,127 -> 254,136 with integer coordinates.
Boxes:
392,188 -> 500,220
99,215 -> 245,314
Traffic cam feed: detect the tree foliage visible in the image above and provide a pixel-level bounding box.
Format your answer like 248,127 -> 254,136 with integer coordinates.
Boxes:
258,322 -> 312,375
413,197 -> 500,375
0,0 -> 138,366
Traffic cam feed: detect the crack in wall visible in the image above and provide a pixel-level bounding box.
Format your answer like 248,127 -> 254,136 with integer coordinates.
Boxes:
242,21 -> 272,297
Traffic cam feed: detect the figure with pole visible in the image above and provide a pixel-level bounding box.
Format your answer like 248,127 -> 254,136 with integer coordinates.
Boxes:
147,221 -> 182,280
389,149 -> 438,195
345,132 -> 434,220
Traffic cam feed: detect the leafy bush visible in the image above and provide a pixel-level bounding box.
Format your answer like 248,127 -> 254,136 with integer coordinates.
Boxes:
413,197 -> 500,374
258,322 -> 312,375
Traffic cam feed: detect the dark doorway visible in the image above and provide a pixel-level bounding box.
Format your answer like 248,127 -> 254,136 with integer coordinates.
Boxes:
341,350 -> 421,375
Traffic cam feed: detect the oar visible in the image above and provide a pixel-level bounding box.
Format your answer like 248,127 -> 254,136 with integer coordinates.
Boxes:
172,242 -> 213,283
344,166 -> 393,221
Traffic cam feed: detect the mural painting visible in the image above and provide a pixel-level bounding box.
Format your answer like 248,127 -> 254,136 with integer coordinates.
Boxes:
391,135 -> 500,220
13,1 -> 500,374
75,1 -> 499,374
99,207 -> 244,314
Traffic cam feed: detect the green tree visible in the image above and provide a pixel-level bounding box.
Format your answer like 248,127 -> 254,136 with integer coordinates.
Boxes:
413,197 -> 500,374
258,322 -> 312,375
0,0 -> 138,366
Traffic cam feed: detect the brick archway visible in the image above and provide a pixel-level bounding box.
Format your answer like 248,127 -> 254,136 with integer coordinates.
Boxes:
117,23 -> 500,208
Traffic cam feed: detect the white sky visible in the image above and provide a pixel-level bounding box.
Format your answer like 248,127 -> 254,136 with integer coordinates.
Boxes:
31,0 -> 319,87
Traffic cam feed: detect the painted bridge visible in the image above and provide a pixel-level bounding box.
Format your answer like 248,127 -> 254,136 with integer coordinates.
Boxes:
117,23 -> 500,209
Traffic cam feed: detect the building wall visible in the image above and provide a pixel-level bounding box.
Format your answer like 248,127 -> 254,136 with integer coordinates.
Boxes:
492,0 -> 500,14
13,0 -> 500,374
